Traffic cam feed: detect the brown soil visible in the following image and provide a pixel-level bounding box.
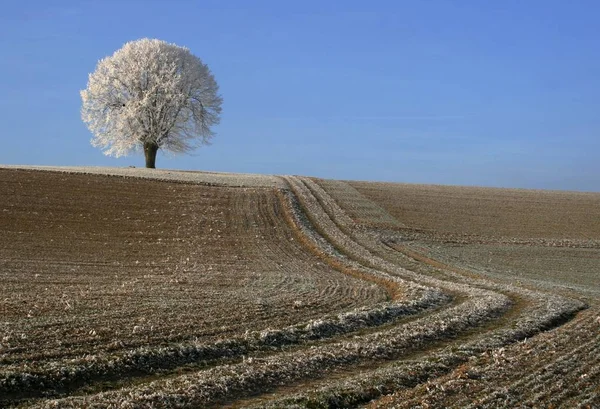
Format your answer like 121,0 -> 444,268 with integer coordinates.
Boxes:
0,169 -> 385,364
349,180 -> 600,240
2,168 -> 598,408
367,310 -> 600,409
421,243 -> 600,295
316,178 -> 600,408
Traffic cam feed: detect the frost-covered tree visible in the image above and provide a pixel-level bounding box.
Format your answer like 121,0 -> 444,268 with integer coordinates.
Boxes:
81,38 -> 222,168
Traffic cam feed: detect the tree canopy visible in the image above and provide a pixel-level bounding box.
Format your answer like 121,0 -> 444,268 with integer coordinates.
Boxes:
81,38 -> 222,168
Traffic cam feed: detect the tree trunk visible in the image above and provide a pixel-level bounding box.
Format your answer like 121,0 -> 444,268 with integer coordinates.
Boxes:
144,142 -> 159,168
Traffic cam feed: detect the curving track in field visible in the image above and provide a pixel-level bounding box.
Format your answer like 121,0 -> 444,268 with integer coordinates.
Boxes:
235,177 -> 587,409
0,168 -> 393,405
0,167 -> 595,408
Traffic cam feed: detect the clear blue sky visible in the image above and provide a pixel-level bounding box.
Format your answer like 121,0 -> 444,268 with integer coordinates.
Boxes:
1,0 -> 598,191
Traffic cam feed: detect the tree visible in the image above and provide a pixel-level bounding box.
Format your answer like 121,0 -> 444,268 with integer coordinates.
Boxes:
81,38 -> 222,168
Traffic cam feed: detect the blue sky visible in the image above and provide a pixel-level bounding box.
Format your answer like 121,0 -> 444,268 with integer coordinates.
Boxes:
1,0 -> 598,191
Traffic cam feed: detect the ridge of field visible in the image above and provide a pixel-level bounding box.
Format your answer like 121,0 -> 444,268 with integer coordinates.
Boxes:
0,164 -> 286,188
0,166 -> 597,408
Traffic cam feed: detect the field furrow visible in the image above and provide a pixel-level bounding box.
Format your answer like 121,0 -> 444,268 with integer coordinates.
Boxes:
1,166 -> 597,408
0,169 -> 400,405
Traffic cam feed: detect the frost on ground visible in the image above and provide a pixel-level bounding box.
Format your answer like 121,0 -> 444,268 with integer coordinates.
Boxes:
0,166 -> 598,408
0,165 -> 286,188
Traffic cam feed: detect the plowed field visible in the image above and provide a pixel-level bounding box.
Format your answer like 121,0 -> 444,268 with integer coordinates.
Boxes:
0,167 -> 598,408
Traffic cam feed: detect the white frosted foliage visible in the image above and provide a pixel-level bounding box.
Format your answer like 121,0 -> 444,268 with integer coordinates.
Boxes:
81,38 -> 222,159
